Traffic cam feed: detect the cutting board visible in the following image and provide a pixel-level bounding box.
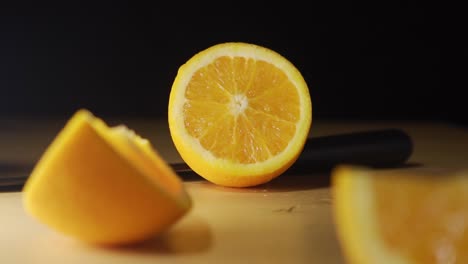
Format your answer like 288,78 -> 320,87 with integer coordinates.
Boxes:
1,117 -> 467,263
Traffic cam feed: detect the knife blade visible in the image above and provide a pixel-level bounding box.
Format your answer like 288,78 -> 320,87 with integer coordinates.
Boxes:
0,128 -> 413,191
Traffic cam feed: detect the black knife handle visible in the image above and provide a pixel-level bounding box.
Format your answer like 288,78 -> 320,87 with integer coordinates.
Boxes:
291,128 -> 413,170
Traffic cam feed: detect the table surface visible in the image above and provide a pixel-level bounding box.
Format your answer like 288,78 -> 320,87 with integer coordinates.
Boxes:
1,116 -> 467,264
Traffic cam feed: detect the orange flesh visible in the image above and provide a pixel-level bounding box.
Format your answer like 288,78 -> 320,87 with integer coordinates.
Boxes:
374,174 -> 468,263
183,56 -> 299,164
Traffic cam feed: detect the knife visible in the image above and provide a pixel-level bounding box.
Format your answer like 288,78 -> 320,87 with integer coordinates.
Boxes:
0,128 -> 413,191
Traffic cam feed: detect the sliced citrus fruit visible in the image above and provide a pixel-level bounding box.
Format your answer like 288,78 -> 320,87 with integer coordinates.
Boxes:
22,109 -> 192,245
168,42 -> 312,187
332,165 -> 468,264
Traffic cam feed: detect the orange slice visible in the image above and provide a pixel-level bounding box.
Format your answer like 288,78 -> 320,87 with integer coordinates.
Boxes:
332,165 -> 468,264
22,109 -> 192,245
168,42 -> 312,187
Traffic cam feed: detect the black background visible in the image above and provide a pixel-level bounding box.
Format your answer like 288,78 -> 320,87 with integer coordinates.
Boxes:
1,2 -> 466,126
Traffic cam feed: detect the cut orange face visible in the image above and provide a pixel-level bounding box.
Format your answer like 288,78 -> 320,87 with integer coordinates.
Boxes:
23,109 -> 192,245
332,165 -> 468,264
168,42 -> 312,187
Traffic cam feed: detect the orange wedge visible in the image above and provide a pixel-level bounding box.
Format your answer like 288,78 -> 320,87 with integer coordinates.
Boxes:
332,165 -> 468,264
22,109 -> 192,245
168,42 -> 312,187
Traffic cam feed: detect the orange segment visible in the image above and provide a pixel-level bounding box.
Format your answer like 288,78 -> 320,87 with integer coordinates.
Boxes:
22,109 -> 192,245
168,42 -> 312,187
332,165 -> 468,264
374,171 -> 468,263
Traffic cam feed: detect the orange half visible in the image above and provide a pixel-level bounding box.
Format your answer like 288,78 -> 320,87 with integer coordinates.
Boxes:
168,42 -> 312,187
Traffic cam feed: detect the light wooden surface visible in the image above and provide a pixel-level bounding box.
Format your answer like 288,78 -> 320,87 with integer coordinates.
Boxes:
1,116 -> 467,264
